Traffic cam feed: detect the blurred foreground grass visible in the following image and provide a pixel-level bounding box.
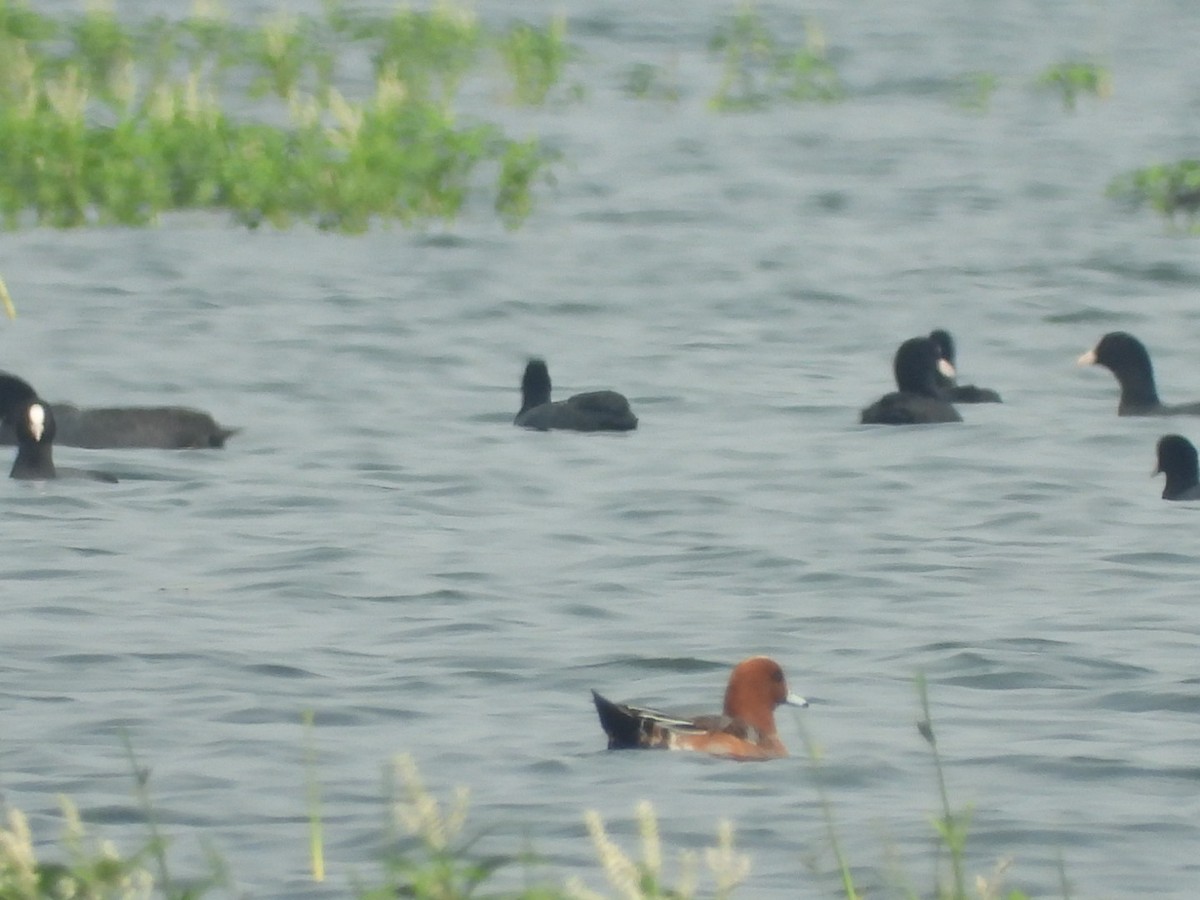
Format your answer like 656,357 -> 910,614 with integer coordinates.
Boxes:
0,682 -> 1054,899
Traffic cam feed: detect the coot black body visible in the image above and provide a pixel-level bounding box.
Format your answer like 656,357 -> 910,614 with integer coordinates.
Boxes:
861,337 -> 962,425
0,401 -> 235,448
514,359 -> 637,432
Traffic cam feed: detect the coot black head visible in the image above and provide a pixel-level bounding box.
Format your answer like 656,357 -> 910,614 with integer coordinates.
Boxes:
520,359 -> 552,415
1080,331 -> 1153,374
0,372 -> 39,421
928,329 -> 956,367
926,329 -> 1003,403
9,396 -> 58,479
894,337 -> 953,397
928,329 -> 958,393
1078,331 -> 1162,412
0,373 -> 117,482
0,372 -> 55,477
1155,434 -> 1200,501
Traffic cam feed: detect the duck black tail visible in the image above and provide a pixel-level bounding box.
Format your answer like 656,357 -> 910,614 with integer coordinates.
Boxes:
591,690 -> 642,749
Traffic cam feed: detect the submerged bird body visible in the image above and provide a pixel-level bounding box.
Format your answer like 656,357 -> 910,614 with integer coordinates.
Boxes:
928,329 -> 1002,403
592,656 -> 807,761
1155,434 -> 1200,501
0,401 -> 235,448
860,392 -> 961,425
1078,332 -> 1200,416
861,337 -> 962,425
46,404 -> 235,449
514,359 -> 637,432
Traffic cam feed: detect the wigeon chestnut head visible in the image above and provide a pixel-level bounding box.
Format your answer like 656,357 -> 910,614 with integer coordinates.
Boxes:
591,656 -> 807,761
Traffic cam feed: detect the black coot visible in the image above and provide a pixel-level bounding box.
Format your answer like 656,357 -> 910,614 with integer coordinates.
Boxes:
1154,434 -> 1200,501
861,337 -> 962,425
1078,332 -> 1200,416
0,375 -> 117,482
514,359 -> 637,432
928,329 -> 1002,403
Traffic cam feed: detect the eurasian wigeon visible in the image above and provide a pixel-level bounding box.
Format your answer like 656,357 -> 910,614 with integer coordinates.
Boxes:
514,359 -> 638,432
1078,332 -> 1200,416
591,656 -> 807,761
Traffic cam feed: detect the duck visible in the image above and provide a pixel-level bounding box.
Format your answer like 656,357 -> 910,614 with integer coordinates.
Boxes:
928,329 -> 1002,403
1154,434 -> 1200,501
591,656 -> 807,760
860,336 -> 962,425
1077,332 -> 1200,416
0,399 -> 236,448
0,374 -> 118,482
514,359 -> 637,431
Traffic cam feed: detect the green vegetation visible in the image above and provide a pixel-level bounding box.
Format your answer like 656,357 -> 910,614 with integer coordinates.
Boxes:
0,274 -> 16,319
623,63 -> 680,103
0,755 -> 745,900
1,4 -> 1191,238
798,724 -> 860,899
800,675 -> 1040,900
914,674 -> 997,900
0,1 -> 563,232
1034,60 -> 1111,111
1107,160 -> 1200,229
498,15 -> 576,106
349,4 -> 481,107
947,59 -> 1112,115
0,799 -> 155,900
708,3 -> 842,111
355,754 -> 554,899
952,72 -> 999,113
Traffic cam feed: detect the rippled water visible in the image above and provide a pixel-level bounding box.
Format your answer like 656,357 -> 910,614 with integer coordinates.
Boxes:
3,1 -> 1200,897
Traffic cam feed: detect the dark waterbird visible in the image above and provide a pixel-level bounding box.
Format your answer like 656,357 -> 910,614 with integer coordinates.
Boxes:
0,374 -> 117,482
1077,331 -> 1200,416
514,359 -> 637,431
0,402 -> 236,448
1154,434 -> 1200,501
928,329 -> 1002,403
861,336 -> 962,425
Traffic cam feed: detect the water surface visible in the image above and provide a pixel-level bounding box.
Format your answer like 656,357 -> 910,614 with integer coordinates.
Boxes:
3,1 -> 1200,897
